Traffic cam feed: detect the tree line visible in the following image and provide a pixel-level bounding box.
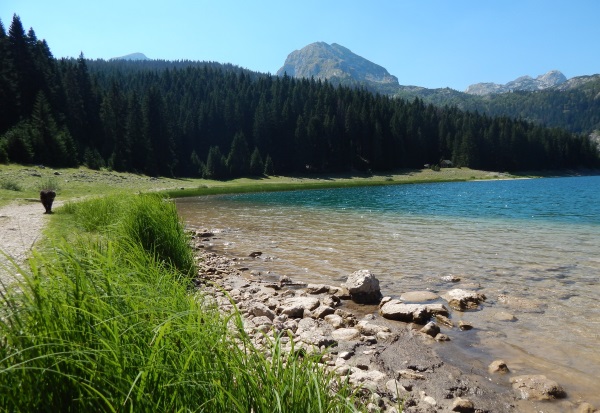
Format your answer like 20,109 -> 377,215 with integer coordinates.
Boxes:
1,15 -> 599,178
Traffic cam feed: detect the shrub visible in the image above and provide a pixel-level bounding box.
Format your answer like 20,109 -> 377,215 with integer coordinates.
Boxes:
37,176 -> 61,191
0,178 -> 22,191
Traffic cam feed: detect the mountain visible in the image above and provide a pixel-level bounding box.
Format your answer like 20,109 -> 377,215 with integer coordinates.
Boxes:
397,74 -> 600,134
110,52 -> 150,61
277,42 -> 399,95
465,70 -> 567,95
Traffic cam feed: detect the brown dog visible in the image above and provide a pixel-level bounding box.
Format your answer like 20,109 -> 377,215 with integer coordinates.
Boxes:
40,189 -> 56,214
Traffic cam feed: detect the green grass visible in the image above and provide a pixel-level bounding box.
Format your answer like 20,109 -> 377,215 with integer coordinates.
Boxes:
0,193 -> 360,412
0,163 -> 523,208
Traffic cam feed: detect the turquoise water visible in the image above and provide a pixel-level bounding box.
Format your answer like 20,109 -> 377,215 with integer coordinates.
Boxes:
176,175 -> 600,405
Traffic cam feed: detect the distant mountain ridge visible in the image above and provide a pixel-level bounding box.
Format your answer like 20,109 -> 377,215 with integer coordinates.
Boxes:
110,52 -> 149,61
465,70 -> 567,95
277,42 -> 399,95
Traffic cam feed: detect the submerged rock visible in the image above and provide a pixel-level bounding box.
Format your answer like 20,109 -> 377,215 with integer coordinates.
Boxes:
488,360 -> 510,374
400,291 -> 439,302
442,289 -> 485,311
510,374 -> 566,400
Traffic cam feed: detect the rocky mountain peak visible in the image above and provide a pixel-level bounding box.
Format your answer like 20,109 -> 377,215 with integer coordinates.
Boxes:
277,42 -> 399,94
465,70 -> 567,95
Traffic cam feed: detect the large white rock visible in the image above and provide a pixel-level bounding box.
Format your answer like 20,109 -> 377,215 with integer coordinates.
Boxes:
379,300 -> 429,323
343,269 -> 382,304
331,328 -> 361,341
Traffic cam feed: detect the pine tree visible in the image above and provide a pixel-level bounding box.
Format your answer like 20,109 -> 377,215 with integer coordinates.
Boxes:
249,147 -> 264,176
226,131 -> 250,177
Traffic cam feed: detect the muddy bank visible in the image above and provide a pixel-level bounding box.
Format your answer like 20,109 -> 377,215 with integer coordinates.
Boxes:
190,230 -> 597,413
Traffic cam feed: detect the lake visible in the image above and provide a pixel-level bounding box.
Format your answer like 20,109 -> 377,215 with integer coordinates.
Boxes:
176,175 -> 600,405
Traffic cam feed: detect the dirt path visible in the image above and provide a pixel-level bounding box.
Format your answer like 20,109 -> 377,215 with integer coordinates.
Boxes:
0,200 -> 51,285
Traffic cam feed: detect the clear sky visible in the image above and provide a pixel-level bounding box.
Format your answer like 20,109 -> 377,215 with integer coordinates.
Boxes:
2,0 -> 599,91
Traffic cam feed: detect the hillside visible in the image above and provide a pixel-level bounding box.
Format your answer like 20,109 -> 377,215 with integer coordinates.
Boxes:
396,75 -> 600,134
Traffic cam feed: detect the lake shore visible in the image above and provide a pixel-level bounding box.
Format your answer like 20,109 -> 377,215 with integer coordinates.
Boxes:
3,164 -> 599,412
189,229 -> 597,413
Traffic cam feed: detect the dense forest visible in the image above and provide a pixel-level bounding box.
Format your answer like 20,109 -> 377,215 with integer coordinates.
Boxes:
1,15 -> 599,178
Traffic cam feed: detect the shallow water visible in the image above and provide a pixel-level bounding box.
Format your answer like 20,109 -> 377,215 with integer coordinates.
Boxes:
176,176 -> 600,405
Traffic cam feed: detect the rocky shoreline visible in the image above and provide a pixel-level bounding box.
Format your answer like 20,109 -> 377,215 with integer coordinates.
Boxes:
190,229 -> 596,413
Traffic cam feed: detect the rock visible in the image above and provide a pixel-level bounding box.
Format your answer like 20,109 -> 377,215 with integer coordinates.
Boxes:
458,320 -> 473,331
441,289 -> 485,311
321,295 -> 341,308
385,379 -> 409,396
435,314 -> 453,327
420,321 -> 440,338
435,333 -> 450,342
379,296 -> 392,308
494,311 -> 517,322
324,314 -> 344,328
497,294 -> 544,313
420,391 -> 437,406
356,320 -> 391,336
349,369 -> 387,385
576,402 -> 596,413
400,291 -> 439,302
249,251 -> 262,258
451,397 -> 475,412
397,369 -> 425,380
248,302 -> 276,320
279,275 -> 293,285
305,284 -> 330,294
283,297 -> 321,311
488,360 -> 509,374
379,300 -> 429,324
280,304 -> 304,318
195,230 -> 214,237
510,374 -> 567,400
296,318 -> 336,347
312,305 -> 335,319
251,316 -> 273,332
424,303 -> 449,316
343,269 -> 382,304
338,351 -> 354,360
441,275 -> 461,283
331,328 -> 361,341
376,331 -> 393,341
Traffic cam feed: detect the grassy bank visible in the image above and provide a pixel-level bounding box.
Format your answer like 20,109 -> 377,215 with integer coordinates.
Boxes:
0,194 -> 359,412
0,163 -> 520,207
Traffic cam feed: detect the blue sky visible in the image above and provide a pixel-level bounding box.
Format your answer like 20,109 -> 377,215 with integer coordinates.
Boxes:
2,0 -> 599,91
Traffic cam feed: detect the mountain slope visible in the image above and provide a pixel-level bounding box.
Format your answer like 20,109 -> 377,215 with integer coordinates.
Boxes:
465,70 -> 567,95
277,42 -> 399,94
110,52 -> 150,61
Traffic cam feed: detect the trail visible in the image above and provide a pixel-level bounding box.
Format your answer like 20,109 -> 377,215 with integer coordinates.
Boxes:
0,200 -> 51,286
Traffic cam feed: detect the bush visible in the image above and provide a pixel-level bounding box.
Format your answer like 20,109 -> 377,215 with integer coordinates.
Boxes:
0,178 -> 23,191
37,176 -> 61,191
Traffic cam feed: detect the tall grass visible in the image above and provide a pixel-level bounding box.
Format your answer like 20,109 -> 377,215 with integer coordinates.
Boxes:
0,194 -> 359,412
